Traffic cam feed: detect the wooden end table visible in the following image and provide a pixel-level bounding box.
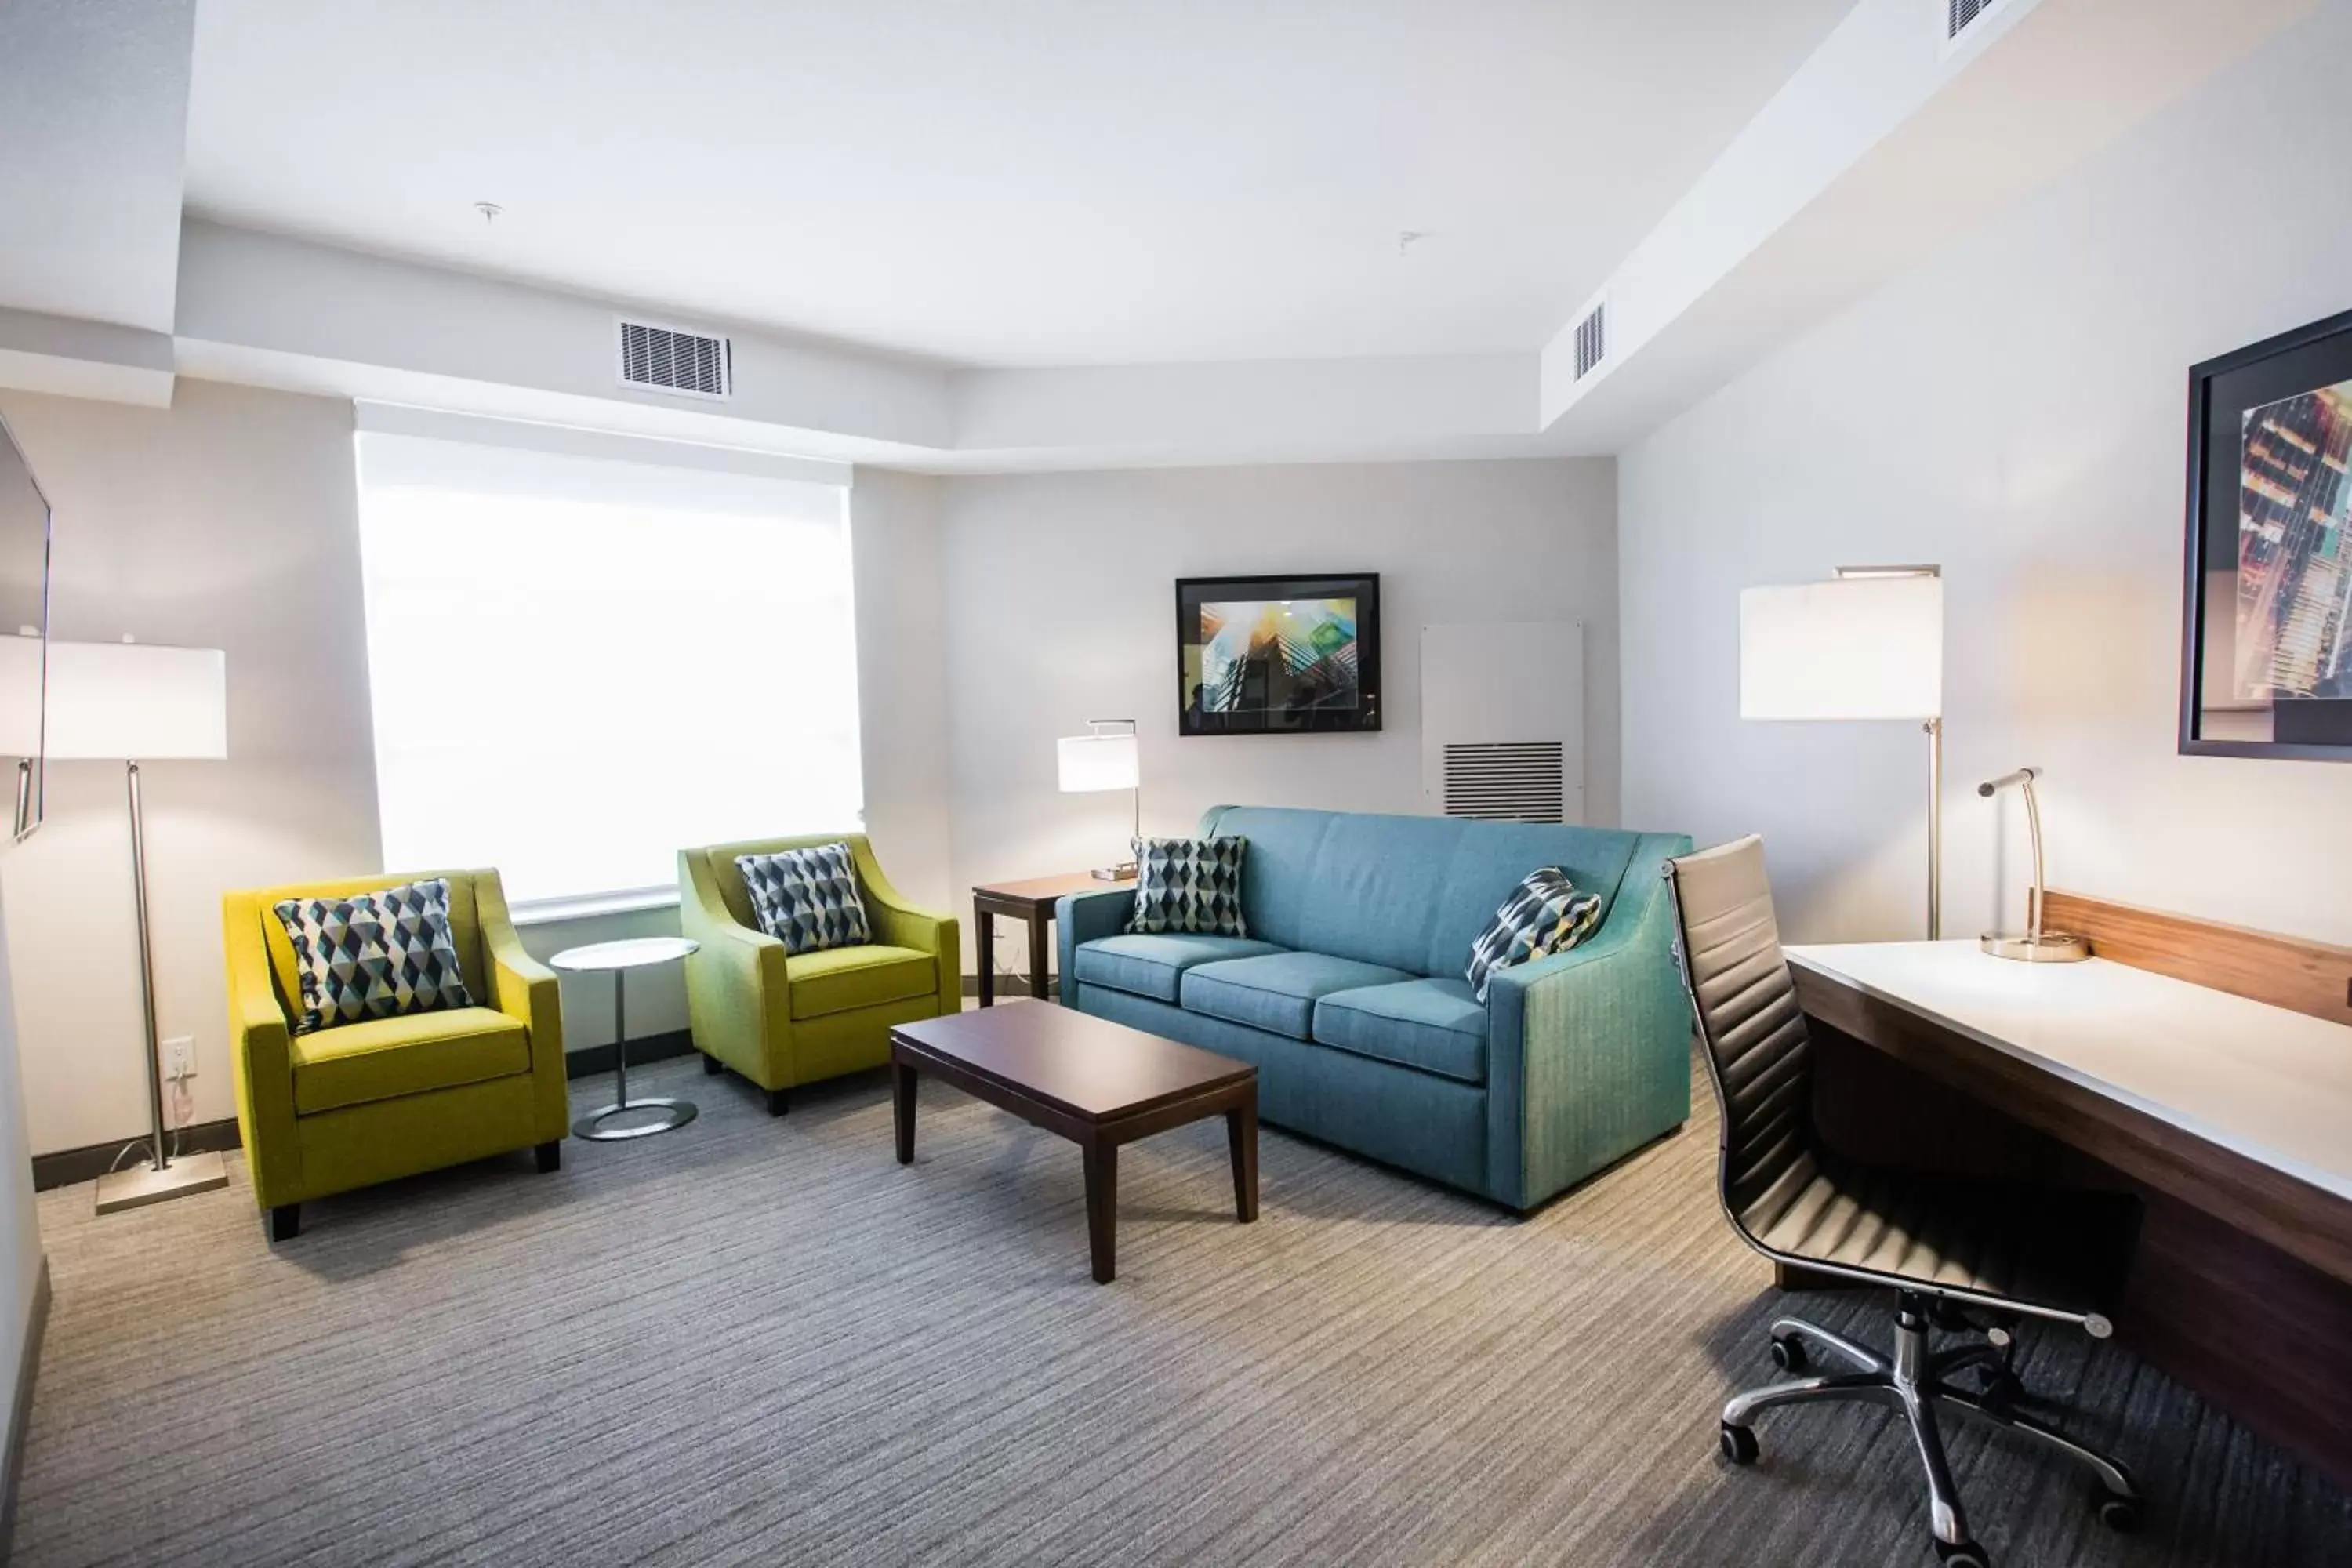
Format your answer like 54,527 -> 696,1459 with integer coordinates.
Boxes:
890,1001 -> 1258,1283
971,871 -> 1134,1006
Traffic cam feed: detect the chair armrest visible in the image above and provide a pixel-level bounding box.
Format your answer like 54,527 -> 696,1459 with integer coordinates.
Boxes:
679,848 -> 795,1077
222,896 -> 301,1207
1483,833 -> 1695,1209
1055,887 -> 1136,1007
473,872 -> 568,1142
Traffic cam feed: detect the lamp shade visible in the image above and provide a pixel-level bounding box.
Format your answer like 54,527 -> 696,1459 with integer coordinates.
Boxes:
1740,575 -> 1942,721
1057,731 -> 1138,793
43,641 -> 227,760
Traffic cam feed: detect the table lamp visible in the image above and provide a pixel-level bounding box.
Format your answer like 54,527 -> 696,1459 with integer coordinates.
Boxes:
1740,566 -> 1945,938
46,638 -> 233,1213
1056,719 -> 1140,880
1976,768 -> 2089,962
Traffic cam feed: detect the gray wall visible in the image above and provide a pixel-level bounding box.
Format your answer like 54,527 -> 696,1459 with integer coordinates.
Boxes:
1618,0 -> 2352,946
938,459 -> 1621,976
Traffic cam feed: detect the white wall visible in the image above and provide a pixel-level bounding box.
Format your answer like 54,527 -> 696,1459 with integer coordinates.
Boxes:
938,459 -> 1621,975
0,888 -> 47,1493
1618,0 -> 2352,946
850,468 -> 953,916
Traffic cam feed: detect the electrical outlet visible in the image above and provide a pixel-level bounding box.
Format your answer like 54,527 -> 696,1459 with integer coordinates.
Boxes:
164,1036 -> 195,1080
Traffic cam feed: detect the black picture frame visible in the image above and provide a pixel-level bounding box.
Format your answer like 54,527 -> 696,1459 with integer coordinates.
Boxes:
1174,572 -> 1381,736
2182,306 -> 2352,760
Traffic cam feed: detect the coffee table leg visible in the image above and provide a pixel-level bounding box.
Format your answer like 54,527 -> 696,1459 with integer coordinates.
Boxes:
1227,1094 -> 1259,1223
892,1060 -> 917,1164
1083,1138 -> 1117,1283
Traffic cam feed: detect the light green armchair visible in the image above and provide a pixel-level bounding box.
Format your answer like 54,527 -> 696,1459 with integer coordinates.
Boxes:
222,868 -> 568,1243
678,833 -> 958,1113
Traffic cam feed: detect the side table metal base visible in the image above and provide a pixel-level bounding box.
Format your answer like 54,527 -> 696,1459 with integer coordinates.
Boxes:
573,1097 -> 699,1141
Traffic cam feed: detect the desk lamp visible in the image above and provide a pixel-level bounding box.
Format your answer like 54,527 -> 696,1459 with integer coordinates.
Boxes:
1976,768 -> 2089,963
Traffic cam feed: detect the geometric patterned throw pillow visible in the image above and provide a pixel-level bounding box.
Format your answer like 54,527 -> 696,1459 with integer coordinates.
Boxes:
1125,836 -> 1248,938
735,842 -> 872,956
272,877 -> 474,1036
1465,866 -> 1603,1003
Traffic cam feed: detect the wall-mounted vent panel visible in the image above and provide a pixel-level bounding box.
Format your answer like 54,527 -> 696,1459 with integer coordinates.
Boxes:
1946,0 -> 2008,43
1421,622 -> 1584,825
1572,299 -> 1607,382
1441,742 -> 1566,822
617,319 -> 731,401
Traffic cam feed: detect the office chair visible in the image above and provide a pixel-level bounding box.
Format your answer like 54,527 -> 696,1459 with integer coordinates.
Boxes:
1664,836 -> 2143,1568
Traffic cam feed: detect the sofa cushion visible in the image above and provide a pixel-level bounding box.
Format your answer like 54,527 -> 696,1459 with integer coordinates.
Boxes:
1465,867 -> 1604,1002
291,1005 -> 528,1115
1073,934 -> 1284,1004
1127,836 -> 1249,936
1313,978 -> 1490,1084
1181,950 -> 1416,1040
786,943 -> 935,1021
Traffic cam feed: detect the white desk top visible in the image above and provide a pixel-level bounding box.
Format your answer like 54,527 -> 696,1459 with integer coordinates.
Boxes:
1784,941 -> 2352,1204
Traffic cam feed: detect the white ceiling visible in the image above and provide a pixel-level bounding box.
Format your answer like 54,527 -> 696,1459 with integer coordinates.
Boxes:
183,0 -> 1852,368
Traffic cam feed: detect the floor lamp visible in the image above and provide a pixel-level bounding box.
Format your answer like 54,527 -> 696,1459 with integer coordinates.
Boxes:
46,639 -> 233,1213
1739,566 -> 1945,938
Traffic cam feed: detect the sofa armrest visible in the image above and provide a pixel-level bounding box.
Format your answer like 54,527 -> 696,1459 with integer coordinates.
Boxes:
1483,833 -> 1695,1209
222,897 -> 301,1208
1054,887 -> 1136,1007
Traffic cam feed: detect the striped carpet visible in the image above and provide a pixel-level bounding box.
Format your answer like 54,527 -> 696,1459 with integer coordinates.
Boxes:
13,1040 -> 2349,1567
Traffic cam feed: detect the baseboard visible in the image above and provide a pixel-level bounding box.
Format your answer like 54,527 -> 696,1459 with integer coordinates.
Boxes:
563,1029 -> 695,1080
31,1122 -> 241,1193
959,975 -> 1056,1000
0,1254 -> 52,1563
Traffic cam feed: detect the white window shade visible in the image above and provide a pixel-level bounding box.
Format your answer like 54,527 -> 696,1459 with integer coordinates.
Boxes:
1740,575 -> 1944,722
355,430 -> 860,910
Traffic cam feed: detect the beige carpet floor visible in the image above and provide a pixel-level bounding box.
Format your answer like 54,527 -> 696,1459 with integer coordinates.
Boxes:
12,1039 -> 2349,1566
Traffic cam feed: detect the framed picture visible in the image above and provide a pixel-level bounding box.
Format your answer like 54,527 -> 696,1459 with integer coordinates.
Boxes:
2183,307 -> 2352,760
1175,573 -> 1381,735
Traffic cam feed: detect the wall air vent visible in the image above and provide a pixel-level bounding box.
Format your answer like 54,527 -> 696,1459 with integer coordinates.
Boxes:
1572,299 -> 1607,382
1441,742 -> 1568,823
616,318 -> 732,401
1946,0 -> 2009,44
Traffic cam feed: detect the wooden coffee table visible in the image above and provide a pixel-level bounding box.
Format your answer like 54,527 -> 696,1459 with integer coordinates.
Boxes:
890,1001 -> 1258,1283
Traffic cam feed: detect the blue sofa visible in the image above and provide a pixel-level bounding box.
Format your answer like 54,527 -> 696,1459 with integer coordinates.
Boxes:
1057,805 -> 1693,1211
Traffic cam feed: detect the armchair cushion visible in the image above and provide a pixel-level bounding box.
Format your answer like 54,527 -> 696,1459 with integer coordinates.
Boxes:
1073,933 -> 1284,1004
290,1005 -> 528,1115
1313,978 -> 1489,1084
786,943 -> 936,1022
273,877 -> 474,1035
737,842 -> 872,956
1180,949 -> 1415,1040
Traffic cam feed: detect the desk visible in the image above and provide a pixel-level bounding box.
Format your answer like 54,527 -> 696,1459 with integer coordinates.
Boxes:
972,873 -> 1134,1006
1785,935 -> 2352,1490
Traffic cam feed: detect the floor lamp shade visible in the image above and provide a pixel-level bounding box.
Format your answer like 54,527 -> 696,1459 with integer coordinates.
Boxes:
1740,576 -> 1943,721
1056,732 -> 1140,793
44,641 -> 228,760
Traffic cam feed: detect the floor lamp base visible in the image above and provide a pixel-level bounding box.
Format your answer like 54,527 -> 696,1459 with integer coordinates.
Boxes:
95,1149 -> 229,1215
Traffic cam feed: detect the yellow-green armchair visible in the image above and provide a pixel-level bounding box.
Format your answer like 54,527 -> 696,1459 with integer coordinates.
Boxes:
222,869 -> 568,1243
679,833 -> 958,1114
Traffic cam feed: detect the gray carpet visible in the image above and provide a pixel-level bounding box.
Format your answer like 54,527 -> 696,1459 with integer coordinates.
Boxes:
13,1043 -> 2350,1567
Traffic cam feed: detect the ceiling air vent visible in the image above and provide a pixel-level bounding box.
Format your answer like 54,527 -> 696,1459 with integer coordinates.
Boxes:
1572,299 -> 1607,382
616,318 -> 731,401
1441,742 -> 1567,823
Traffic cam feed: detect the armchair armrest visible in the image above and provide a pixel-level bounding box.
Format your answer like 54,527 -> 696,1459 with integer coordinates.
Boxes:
1055,887 -> 1137,1007
222,895 -> 301,1207
1483,833 -> 1695,1210
679,848 -> 794,1077
856,854 -> 960,982
473,871 -> 568,1143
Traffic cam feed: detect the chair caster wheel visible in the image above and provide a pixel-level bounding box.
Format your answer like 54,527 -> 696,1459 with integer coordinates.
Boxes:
2092,1486 -> 2143,1534
1719,1421 -> 1758,1465
1769,1334 -> 1806,1373
1933,1541 -> 1990,1568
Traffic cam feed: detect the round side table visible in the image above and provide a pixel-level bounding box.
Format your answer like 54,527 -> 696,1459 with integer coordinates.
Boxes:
554,935 -> 702,1141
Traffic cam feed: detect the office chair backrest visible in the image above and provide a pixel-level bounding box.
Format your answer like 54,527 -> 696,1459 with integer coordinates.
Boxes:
1664,836 -> 1818,1238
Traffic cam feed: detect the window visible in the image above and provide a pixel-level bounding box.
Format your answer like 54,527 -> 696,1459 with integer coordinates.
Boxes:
354,427 -> 861,913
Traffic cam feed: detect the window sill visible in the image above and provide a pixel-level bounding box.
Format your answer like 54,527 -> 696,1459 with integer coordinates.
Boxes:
510,887 -> 682,927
